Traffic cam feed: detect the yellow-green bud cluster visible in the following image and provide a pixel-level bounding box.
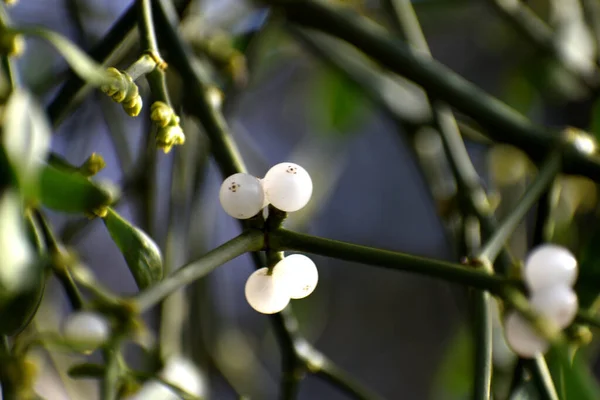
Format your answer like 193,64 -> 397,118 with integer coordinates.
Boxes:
100,67 -> 143,117
150,101 -> 185,153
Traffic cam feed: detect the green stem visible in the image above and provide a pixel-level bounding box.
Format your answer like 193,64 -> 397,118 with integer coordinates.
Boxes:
269,229 -> 512,294
266,251 -> 304,399
125,54 -> 156,80
472,290 -> 492,400
138,0 -> 159,54
134,230 -> 264,311
477,152 -> 561,265
262,0 -> 600,181
524,356 -> 560,400
101,344 -> 121,400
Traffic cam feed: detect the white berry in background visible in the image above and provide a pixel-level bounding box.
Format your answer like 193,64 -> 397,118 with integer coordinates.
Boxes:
62,311 -> 110,352
273,254 -> 319,299
262,162 -> 313,212
219,173 -> 265,219
245,267 -> 290,314
504,311 -> 549,358
530,285 -> 578,329
160,356 -> 205,398
524,244 -> 577,292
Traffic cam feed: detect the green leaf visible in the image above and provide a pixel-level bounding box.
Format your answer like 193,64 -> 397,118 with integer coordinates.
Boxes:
39,164 -> 113,214
502,70 -> 536,115
102,208 -> 162,289
12,27 -> 111,86
67,363 -> 105,379
546,345 -> 600,400
2,89 -> 51,199
308,67 -> 370,137
431,325 -> 473,399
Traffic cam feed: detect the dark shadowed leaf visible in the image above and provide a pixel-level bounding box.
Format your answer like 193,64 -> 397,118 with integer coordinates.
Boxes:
68,363 -> 105,379
39,165 -> 113,214
102,208 -> 162,289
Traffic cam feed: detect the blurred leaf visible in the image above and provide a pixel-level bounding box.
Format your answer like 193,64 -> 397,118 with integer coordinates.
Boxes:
39,165 -> 113,214
308,67 -> 370,136
502,70 -> 536,115
102,208 -> 162,290
2,90 -> 50,199
13,27 -> 110,86
68,363 -> 104,378
431,325 -> 474,399
545,345 -> 600,400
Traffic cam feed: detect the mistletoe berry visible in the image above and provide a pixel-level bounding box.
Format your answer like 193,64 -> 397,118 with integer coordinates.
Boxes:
503,311 -> 548,358
262,162 -> 313,212
273,254 -> 319,299
244,267 -> 290,314
524,244 -> 578,292
219,173 -> 266,219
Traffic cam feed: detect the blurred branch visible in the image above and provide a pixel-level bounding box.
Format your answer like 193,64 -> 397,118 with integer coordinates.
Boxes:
489,0 -> 598,89
381,3 -> 497,397
260,0 -> 600,181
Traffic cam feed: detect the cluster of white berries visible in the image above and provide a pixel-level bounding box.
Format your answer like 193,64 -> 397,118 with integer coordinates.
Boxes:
219,162 -> 313,219
219,163 -> 318,314
503,244 -> 579,358
245,254 -> 319,314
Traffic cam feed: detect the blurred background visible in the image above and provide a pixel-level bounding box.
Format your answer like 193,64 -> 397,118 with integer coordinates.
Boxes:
8,0 -> 600,398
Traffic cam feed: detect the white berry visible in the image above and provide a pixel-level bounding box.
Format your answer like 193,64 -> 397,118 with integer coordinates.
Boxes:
245,267 -> 290,314
504,311 -> 548,358
524,244 -> 577,292
273,254 -> 319,299
219,173 -> 265,219
530,285 -> 578,329
62,311 -> 110,351
262,162 -> 313,212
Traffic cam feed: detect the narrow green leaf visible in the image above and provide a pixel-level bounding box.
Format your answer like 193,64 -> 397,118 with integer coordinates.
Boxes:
2,90 -> 51,199
545,345 -> 600,400
11,27 -> 111,86
67,363 -> 105,378
39,165 -> 113,214
102,208 -> 162,289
